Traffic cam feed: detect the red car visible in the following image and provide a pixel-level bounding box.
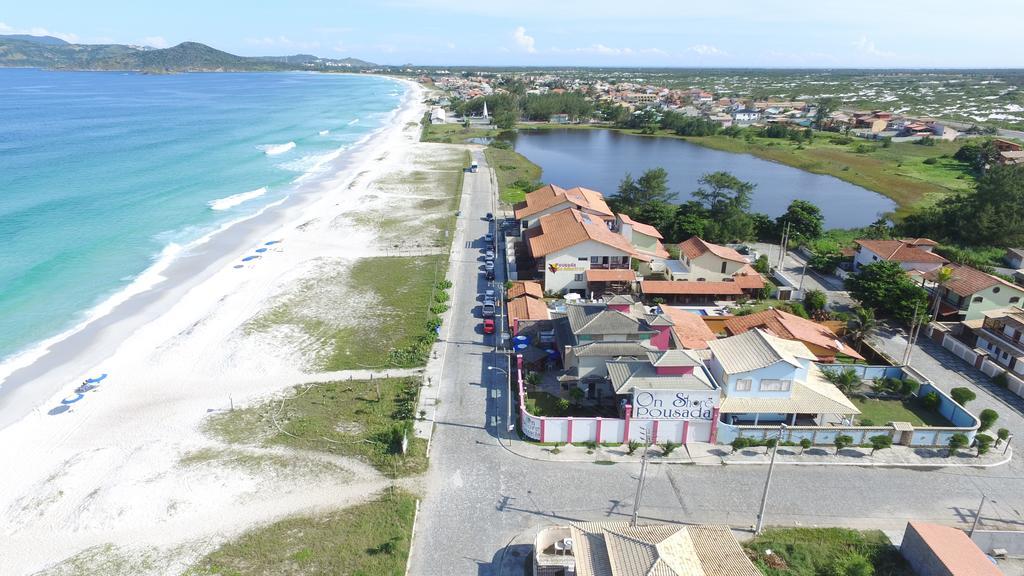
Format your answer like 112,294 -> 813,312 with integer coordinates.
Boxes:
483,319 -> 495,334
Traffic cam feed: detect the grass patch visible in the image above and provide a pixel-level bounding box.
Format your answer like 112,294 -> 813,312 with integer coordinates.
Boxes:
524,390 -> 617,418
746,527 -> 911,575
206,377 -> 426,477
187,491 -> 416,576
485,145 -> 542,204
853,397 -> 953,427
421,115 -> 498,144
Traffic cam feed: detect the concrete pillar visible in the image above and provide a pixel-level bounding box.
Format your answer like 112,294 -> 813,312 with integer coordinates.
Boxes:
790,413 -> 797,426
754,413 -> 760,425
595,417 -> 602,444
540,417 -> 546,443
567,417 -> 573,444
682,420 -> 689,444
623,403 -> 632,444
652,420 -> 660,444
709,408 -> 720,444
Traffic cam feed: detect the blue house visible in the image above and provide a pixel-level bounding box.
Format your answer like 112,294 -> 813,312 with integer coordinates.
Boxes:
706,329 -> 860,426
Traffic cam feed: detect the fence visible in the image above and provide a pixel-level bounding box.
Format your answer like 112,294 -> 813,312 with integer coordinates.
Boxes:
816,363 -> 904,380
938,332 -> 1024,397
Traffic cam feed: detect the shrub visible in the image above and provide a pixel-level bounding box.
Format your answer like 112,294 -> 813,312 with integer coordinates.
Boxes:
948,432 -> 969,457
869,434 -> 893,455
834,434 -> 854,454
783,301 -> 810,319
993,372 -> 1009,388
436,279 -> 453,290
661,442 -> 678,456
950,387 -> 977,406
923,157 -> 938,165
976,433 -> 994,456
764,438 -> 778,453
730,437 -> 750,452
853,143 -> 875,153
979,409 -> 999,432
920,391 -> 940,411
899,379 -> 920,397
555,399 -> 571,415
997,428 -> 1010,444
860,418 -> 875,426
803,289 -> 828,314
754,254 -> 770,273
799,438 -> 812,453
833,554 -> 874,576
627,440 -> 643,455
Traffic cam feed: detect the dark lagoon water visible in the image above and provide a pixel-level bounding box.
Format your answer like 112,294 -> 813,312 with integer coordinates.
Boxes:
512,129 -> 896,228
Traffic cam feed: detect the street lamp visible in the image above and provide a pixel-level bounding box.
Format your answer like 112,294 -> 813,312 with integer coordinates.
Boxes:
755,423 -> 788,535
488,365 -> 514,447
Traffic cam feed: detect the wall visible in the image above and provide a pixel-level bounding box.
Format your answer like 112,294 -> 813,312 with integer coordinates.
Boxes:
901,524 -> 955,576
963,283 -> 1024,321
692,252 -> 746,278
543,240 -> 631,293
971,530 -> 1024,556
722,360 -> 805,398
941,332 -> 1024,396
815,363 -> 904,380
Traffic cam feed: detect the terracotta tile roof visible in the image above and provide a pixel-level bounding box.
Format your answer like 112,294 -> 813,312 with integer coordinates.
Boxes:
619,213 -> 664,239
926,263 -> 1024,298
678,237 -> 748,263
658,306 -> 717,350
507,296 -> 550,322
731,264 -> 766,289
905,522 -> 1003,576
507,280 -> 543,299
723,308 -> 864,360
585,269 -> 637,282
899,237 -> 939,247
527,208 -> 638,258
513,184 -> 613,220
640,280 -> 744,296
855,239 -> 948,264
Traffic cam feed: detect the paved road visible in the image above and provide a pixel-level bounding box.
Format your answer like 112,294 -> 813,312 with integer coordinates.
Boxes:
750,242 -> 854,307
409,162 -> 1024,576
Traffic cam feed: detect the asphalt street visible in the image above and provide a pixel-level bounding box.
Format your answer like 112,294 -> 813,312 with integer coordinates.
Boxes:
408,154 -> 1024,576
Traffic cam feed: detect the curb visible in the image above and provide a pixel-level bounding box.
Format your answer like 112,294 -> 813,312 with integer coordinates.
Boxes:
405,498 -> 421,576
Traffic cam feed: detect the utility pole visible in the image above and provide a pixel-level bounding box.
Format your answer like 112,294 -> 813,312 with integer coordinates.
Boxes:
630,431 -> 651,527
969,494 -> 990,537
755,424 -> 787,534
797,257 -> 809,292
902,304 -> 921,365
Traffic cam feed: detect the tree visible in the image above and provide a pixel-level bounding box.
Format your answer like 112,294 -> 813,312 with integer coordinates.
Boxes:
493,109 -> 517,130
950,387 -> 977,406
845,261 -> 929,325
799,438 -> 812,454
834,434 -> 854,455
569,387 -> 584,406
803,289 -> 828,315
947,432 -> 969,457
846,307 -> 877,352
776,199 -> 824,242
610,168 -> 676,213
823,367 -> 861,395
753,254 -> 770,274
869,434 -> 893,455
814,96 -> 840,130
979,408 -> 999,432
930,266 -> 955,323
921,391 -> 940,411
997,428 -> 1011,445
691,171 -> 756,243
764,437 -> 777,454
975,433 -> 994,456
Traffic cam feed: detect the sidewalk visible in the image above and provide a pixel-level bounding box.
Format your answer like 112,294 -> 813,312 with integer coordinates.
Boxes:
500,437 -> 1013,468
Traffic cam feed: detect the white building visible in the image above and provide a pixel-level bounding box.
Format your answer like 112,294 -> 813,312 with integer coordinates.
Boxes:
853,238 -> 948,273
514,184 -> 614,230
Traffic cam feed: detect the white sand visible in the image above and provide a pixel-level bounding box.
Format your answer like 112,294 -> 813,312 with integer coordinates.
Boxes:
0,79 -> 431,574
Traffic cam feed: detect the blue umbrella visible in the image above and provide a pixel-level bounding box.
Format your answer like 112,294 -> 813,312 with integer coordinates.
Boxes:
265,240 -> 281,246
242,255 -> 260,262
255,248 -> 268,253
85,373 -> 107,383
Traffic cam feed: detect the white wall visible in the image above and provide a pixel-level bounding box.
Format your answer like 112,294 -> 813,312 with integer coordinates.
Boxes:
853,247 -> 942,273
543,240 -> 632,293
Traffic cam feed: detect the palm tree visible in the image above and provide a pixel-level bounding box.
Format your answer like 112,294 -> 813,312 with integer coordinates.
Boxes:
930,266 -> 955,323
846,307 -> 877,352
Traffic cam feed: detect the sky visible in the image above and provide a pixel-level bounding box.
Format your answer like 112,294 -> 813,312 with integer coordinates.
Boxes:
2,1 -> 1022,68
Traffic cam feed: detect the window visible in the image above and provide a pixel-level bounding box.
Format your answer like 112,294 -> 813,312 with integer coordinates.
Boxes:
973,296 -> 984,303
1011,297 -> 1020,304
759,379 -> 792,392
720,262 -> 728,273
872,255 -> 878,261
578,257 -> 588,261
994,287 -> 1001,294
590,256 -> 600,264
574,273 -> 584,282
735,379 -> 752,391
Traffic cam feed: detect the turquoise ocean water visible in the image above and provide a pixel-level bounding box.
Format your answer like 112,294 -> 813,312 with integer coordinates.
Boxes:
0,69 -> 404,370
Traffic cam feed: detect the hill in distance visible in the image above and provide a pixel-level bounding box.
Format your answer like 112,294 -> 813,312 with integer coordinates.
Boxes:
0,35 -> 376,72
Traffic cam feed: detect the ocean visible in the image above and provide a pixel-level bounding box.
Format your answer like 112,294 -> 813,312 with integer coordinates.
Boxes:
0,69 -> 404,377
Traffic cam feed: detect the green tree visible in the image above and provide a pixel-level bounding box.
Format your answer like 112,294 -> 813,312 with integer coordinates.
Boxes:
975,433 -> 993,456
611,168 -> 676,213
753,254 -> 770,274
948,432 -> 969,457
869,434 -> 893,455
979,408 -> 999,432
799,437 -> 812,453
921,391 -> 940,411
691,171 -> 756,243
997,428 -> 1010,445
814,96 -> 840,130
569,387 -> 584,406
834,434 -> 854,455
846,307 -> 877,352
776,199 -> 824,242
950,387 -> 977,406
845,261 -> 929,325
823,367 -> 861,395
929,266 -> 955,323
803,289 -> 828,315
493,109 -> 517,130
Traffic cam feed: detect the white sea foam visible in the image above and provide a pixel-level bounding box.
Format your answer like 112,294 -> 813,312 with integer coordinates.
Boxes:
208,187 -> 268,211
347,118 -> 359,126
261,142 -> 296,156
318,129 -> 330,136
277,147 -> 348,176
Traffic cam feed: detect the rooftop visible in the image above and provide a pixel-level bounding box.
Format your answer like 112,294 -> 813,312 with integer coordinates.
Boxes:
904,522 -> 1003,576
507,296 -> 550,322
514,183 -> 614,220
658,306 -> 717,350
641,280 -> 744,296
619,213 -> 664,240
679,237 -> 748,264
723,308 -> 864,360
527,208 -> 638,258
565,302 -> 656,338
707,328 -> 817,374
608,359 -> 714,393
926,263 -> 1024,298
855,239 -> 948,265
586,269 -> 638,283
507,280 -> 544,299
572,341 -> 653,358
719,364 -> 860,415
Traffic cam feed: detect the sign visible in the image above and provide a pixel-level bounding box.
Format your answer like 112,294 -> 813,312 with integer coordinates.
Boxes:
522,410 -> 542,439
631,390 -> 718,421
548,262 -> 583,274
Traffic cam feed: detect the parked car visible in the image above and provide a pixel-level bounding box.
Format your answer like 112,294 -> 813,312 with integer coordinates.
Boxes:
483,249 -> 495,260
484,260 -> 495,271
483,318 -> 495,334
485,269 -> 495,280
485,212 -> 493,221
482,300 -> 495,317
484,288 -> 496,301
484,233 -> 493,243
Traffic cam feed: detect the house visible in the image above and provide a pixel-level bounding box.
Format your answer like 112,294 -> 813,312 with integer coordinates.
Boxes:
658,306 -> 717,350
508,280 -> 544,300
706,329 -> 860,426
722,308 -> 864,362
640,279 -> 744,305
731,108 -> 761,125
641,237 -> 764,304
429,106 -> 446,124
524,208 -> 637,294
853,238 -> 948,273
534,522 -> 761,576
899,522 -> 1003,576
1004,248 -> 1024,269
925,263 -> 1024,321
514,184 -> 614,229
964,307 -> 1024,378
614,213 -> 670,262
507,292 -> 550,334
675,236 -> 753,278
584,268 -> 638,296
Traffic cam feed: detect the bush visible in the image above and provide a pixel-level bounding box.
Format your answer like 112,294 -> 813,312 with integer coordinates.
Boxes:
997,428 -> 1010,443
950,387 -> 977,406
555,399 -> 571,415
979,409 -> 999,432
834,554 -> 875,576
899,379 -> 920,397
920,391 -> 940,411
834,434 -> 854,454
976,433 -> 994,456
993,372 -> 1009,388
799,438 -> 812,452
661,442 -> 678,456
730,437 -> 750,452
860,419 -> 875,426
627,440 -> 643,455
923,157 -> 938,165
803,289 -> 828,314
948,432 -> 969,456
869,434 -> 893,454
783,301 -> 810,319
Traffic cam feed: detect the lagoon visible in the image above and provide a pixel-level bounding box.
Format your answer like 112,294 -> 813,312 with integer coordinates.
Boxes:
512,129 -> 896,228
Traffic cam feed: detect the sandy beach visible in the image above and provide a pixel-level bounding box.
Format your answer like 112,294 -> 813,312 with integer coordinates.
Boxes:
0,77 -> 436,574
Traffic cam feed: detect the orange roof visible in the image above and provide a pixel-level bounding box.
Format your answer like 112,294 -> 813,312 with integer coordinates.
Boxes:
507,281 -> 544,299
527,208 -> 637,258
905,522 -> 1002,576
585,269 -> 637,282
723,308 -> 864,360
513,184 -> 613,220
900,237 -> 939,247
926,263 -> 1023,298
731,264 -> 765,289
659,306 -> 716,349
855,239 -> 948,264
507,296 -> 550,322
641,280 -> 743,296
679,237 -> 748,263
618,214 -> 664,240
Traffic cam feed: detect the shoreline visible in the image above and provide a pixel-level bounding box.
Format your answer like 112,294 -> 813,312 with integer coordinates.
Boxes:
0,75 -> 417,431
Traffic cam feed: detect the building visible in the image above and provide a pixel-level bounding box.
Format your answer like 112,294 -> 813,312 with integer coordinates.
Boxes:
514,184 -> 614,230
706,329 -> 859,426
722,308 -> 864,362
853,238 -> 948,273
658,306 -> 717,350
964,307 -> 1024,377
731,108 -> 761,125
615,213 -> 670,262
524,208 -> 637,294
640,236 -> 764,304
558,296 -> 664,383
508,280 -> 544,300
674,236 -> 756,279
534,522 -> 761,576
926,263 -> 1024,321
900,522 -> 1003,576
429,106 -> 446,124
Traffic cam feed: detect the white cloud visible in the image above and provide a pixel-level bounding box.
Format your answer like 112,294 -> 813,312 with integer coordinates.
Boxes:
853,35 -> 894,58
687,44 -> 726,56
141,36 -> 169,49
446,42 -> 456,49
0,21 -> 79,43
512,26 -> 536,53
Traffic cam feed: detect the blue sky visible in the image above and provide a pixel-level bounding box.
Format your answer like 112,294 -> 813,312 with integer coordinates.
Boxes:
2,1 -> 1021,68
